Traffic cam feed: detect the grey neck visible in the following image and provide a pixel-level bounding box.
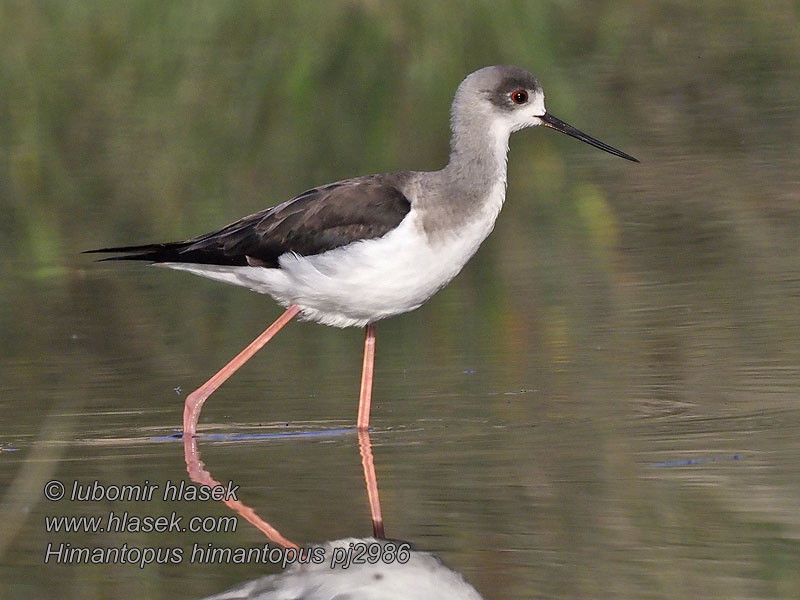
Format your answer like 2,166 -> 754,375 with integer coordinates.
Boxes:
440,117 -> 509,194
414,118 -> 510,238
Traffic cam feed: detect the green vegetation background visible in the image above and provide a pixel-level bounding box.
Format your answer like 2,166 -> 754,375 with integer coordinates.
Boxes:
3,1 -> 797,270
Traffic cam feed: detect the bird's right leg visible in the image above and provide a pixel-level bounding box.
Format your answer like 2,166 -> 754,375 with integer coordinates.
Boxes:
356,323 -> 376,431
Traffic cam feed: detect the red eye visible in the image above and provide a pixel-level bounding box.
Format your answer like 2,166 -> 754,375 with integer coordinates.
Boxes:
511,90 -> 528,104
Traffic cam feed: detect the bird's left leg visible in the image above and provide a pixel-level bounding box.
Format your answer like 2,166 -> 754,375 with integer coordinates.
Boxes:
183,304 -> 300,437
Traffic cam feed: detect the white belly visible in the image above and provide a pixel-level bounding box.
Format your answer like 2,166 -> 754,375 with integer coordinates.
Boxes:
159,209 -> 499,328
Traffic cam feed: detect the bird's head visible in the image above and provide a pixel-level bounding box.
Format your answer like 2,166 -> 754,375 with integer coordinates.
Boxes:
452,65 -> 638,162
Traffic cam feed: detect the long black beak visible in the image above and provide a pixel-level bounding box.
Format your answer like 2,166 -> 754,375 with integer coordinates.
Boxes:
540,113 -> 639,163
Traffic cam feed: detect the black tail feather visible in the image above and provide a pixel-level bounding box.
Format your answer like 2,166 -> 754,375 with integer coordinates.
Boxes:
83,243 -> 190,263
84,243 -> 171,254
84,242 -> 250,266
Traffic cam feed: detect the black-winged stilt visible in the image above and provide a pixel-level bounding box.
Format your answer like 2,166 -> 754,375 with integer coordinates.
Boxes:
88,65 -> 637,437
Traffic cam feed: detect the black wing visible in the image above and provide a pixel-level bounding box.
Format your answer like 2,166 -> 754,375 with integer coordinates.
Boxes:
86,174 -> 412,268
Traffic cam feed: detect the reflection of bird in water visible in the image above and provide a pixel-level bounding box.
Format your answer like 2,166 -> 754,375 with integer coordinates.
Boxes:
201,537 -> 484,600
89,65 -> 637,438
185,432 -> 483,599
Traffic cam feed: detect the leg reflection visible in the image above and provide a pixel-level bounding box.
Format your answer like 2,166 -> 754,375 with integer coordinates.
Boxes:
358,429 -> 385,539
183,433 -> 298,549
182,428 -> 387,544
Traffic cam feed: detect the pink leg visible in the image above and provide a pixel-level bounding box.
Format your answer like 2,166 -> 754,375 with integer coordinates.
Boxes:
358,429 -> 385,538
356,323 -> 376,431
183,304 -> 300,438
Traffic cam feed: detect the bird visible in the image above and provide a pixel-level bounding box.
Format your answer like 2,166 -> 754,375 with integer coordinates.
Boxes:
87,65 -> 638,438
